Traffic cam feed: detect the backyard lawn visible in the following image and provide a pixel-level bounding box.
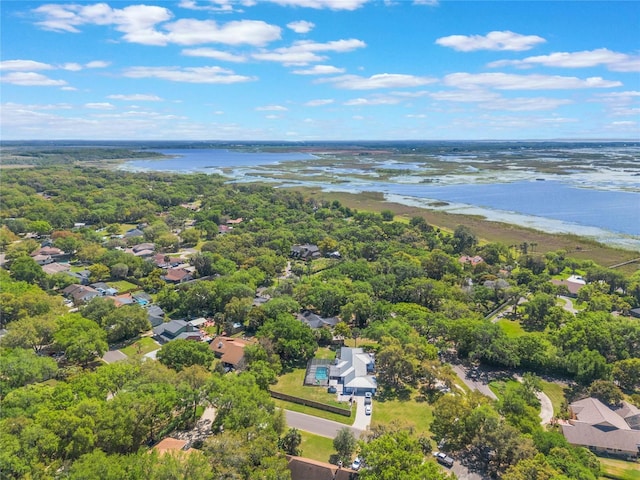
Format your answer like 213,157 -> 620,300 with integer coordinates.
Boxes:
108,280 -> 139,293
599,457 -> 640,480
496,318 -> 526,338
272,367 -> 347,409
120,337 -> 160,358
299,431 -> 336,463
539,380 -> 567,417
274,399 -> 354,425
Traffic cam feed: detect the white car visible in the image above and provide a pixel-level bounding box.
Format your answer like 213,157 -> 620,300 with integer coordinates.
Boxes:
365,404 -> 372,415
351,457 -> 362,470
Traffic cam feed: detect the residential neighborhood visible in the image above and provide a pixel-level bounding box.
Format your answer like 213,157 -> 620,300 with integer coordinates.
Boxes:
1,164 -> 639,480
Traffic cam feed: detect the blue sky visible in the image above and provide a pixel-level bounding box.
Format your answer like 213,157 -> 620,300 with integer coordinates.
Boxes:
1,0 -> 639,140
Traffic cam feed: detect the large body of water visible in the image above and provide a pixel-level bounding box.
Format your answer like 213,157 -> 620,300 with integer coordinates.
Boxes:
120,147 -> 640,250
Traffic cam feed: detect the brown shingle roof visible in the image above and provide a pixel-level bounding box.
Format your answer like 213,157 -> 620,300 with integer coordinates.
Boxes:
210,336 -> 256,368
152,437 -> 194,455
286,455 -> 357,480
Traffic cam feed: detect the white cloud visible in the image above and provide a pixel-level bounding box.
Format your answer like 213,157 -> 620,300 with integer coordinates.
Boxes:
108,94 -> 164,101
123,66 -> 255,84
253,38 -> 365,66
593,91 -> 640,117
344,96 -> 403,105
267,0 -> 368,10
304,98 -> 334,106
256,105 -> 288,111
430,89 -> 500,103
164,19 -> 281,46
1,72 -> 67,86
0,60 -> 54,71
178,0 -> 242,12
322,73 -> 436,90
33,3 -> 173,46
480,97 -> 572,111
436,30 -> 546,52
488,48 -> 640,73
444,72 -> 621,90
292,65 -> 345,75
413,0 -> 438,5
287,20 -> 315,33
406,113 -> 427,117
32,4 -> 280,47
62,63 -> 83,71
182,48 -> 247,62
85,102 -> 115,110
265,114 -> 280,119
85,60 -> 110,68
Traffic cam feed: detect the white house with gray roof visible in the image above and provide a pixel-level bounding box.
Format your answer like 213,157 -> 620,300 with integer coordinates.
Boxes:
562,397 -> 640,460
329,347 -> 377,396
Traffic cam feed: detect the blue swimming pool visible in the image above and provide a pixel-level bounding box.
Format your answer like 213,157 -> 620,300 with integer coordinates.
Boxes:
315,366 -> 328,381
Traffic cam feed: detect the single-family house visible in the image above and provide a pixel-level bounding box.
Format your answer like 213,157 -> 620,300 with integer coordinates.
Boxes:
286,455 -> 358,480
291,244 -> 321,260
106,293 -> 135,307
162,268 -> 193,284
146,305 -> 166,327
459,255 -> 484,266
152,437 -> 195,455
561,397 -> 640,460
62,284 -> 100,304
91,282 -> 118,296
124,228 -> 144,239
630,308 -> 640,319
218,224 -> 233,234
64,269 -> 91,285
41,262 -> 71,275
133,292 -> 152,305
32,254 -> 54,265
551,278 -> 586,298
226,217 -> 243,225
297,310 -> 340,329
329,347 -> 377,396
209,336 -> 256,371
129,242 -> 155,256
153,319 -> 204,343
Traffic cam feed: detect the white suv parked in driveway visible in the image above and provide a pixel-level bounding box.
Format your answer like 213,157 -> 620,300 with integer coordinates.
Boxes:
364,392 -> 372,405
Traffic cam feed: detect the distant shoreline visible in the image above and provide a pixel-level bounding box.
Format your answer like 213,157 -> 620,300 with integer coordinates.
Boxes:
295,187 -> 640,272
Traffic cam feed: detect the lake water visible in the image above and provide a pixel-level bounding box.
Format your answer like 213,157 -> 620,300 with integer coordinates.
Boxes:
124,149 -> 316,173
120,147 -> 640,250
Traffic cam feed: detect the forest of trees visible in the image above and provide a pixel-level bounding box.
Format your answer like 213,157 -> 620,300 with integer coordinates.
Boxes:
1,163 -> 639,479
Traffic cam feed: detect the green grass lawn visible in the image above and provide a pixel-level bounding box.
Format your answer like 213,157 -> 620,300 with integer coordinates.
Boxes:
599,457 -> 640,480
299,431 -> 337,463
275,399 -> 354,425
120,337 -> 160,357
497,318 -> 526,338
108,280 -> 139,292
315,347 -> 337,360
373,393 -> 434,436
488,379 -> 519,400
539,380 -> 567,417
272,368 -> 350,409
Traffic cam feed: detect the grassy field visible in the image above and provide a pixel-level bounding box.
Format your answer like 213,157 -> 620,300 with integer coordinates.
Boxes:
274,398 -> 354,425
599,457 -> 640,480
496,318 -> 526,338
539,380 -> 567,417
299,431 -> 337,463
372,393 -> 435,437
298,188 -> 640,274
272,368 -> 348,408
108,280 -> 139,292
120,337 -> 160,357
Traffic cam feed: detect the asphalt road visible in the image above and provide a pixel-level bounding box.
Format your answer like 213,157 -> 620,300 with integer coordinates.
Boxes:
284,409 -> 364,439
